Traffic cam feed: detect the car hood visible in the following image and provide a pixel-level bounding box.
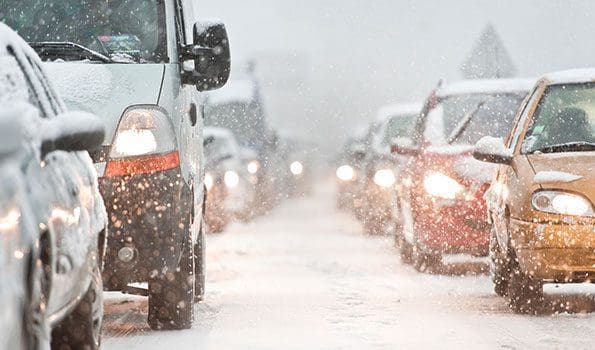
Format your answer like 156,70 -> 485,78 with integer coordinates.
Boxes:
44,63 -> 165,145
527,152 -> 595,202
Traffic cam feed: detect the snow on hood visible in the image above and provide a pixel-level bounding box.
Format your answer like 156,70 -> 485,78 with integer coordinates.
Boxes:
534,171 -> 583,184
436,78 -> 535,98
375,102 -> 422,122
206,79 -> 257,106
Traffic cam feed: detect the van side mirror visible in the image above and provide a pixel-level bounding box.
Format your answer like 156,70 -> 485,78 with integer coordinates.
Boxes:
472,136 -> 513,165
181,20 -> 231,91
41,111 -> 105,159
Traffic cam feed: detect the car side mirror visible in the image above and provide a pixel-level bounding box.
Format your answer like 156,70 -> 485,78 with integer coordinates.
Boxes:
390,137 -> 419,156
41,111 -> 105,159
181,20 -> 231,91
472,136 -> 513,165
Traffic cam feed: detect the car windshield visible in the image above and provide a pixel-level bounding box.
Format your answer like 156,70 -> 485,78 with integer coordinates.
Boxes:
425,92 -> 526,146
452,93 -> 526,145
382,114 -> 417,146
0,0 -> 165,63
522,83 -> 595,153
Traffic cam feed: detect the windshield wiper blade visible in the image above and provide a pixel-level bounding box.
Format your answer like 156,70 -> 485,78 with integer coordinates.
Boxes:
447,101 -> 485,144
30,42 -> 112,63
531,142 -> 595,154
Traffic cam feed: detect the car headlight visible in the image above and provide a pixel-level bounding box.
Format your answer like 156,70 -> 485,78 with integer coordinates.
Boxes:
110,107 -> 176,158
423,172 -> 464,200
224,170 -> 240,188
290,161 -> 304,176
247,160 -> 260,174
532,191 -> 594,217
0,209 -> 20,234
336,165 -> 355,181
204,173 -> 214,191
374,169 -> 396,188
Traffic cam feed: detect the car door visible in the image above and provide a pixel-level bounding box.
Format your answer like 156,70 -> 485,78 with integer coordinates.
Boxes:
14,46 -> 95,313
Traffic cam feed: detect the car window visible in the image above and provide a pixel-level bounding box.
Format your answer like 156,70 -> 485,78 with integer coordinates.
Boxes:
521,83 -> 595,153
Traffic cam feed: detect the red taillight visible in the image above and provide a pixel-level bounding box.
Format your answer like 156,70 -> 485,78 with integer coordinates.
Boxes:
105,151 -> 180,178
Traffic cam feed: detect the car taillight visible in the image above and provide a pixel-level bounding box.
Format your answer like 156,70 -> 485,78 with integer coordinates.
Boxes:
105,106 -> 179,177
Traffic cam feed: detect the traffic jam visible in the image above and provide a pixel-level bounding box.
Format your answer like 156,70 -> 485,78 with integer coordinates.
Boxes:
0,1 -> 594,349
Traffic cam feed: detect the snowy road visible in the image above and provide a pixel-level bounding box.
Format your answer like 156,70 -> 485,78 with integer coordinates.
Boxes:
103,185 -> 595,350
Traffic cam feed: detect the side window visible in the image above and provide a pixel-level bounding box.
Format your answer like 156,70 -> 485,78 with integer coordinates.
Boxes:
507,87 -> 541,150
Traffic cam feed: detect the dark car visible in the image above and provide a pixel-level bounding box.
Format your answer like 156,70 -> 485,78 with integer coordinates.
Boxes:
0,23 -> 107,349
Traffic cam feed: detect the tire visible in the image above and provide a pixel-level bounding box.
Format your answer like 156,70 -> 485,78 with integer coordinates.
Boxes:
508,257 -> 543,314
413,244 -> 441,273
51,261 -> 103,349
25,238 -> 51,350
194,220 -> 206,302
399,240 -> 414,265
489,228 -> 511,297
148,239 -> 195,330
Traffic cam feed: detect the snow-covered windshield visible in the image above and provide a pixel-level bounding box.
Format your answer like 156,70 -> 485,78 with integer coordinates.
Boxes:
522,83 -> 595,153
382,114 -> 417,146
452,93 -> 526,145
0,0 -> 165,62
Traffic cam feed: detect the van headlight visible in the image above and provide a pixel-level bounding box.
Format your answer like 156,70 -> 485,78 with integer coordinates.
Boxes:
336,165 -> 355,181
532,191 -> 594,217
224,170 -> 240,188
423,172 -> 464,200
110,107 -> 176,158
374,169 -> 396,188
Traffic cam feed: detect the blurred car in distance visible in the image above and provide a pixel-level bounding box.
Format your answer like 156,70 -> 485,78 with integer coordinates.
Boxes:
393,79 -> 534,270
203,127 -> 256,233
474,69 -> 595,313
0,23 -> 107,349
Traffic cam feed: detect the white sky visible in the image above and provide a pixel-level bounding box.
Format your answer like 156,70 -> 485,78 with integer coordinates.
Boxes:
197,0 -> 595,151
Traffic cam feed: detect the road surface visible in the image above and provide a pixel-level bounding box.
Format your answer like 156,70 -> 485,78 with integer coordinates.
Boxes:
103,185 -> 595,350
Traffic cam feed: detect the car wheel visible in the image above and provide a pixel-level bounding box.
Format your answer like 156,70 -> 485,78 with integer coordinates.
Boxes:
489,227 -> 511,297
508,257 -> 543,314
194,219 -> 206,303
399,239 -> 414,265
148,238 -> 195,330
412,244 -> 441,273
51,259 -> 103,349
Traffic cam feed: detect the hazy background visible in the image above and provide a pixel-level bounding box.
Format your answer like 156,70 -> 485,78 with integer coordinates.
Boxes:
197,0 -> 595,153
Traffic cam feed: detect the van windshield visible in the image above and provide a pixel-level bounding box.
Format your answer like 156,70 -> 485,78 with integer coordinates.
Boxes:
0,0 -> 166,63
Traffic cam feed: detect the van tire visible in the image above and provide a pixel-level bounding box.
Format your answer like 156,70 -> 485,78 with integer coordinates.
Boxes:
148,239 -> 195,330
51,260 -> 103,349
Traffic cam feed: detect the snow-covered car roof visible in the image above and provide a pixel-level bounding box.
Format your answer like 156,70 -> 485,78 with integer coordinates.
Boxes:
542,68 -> 595,85
436,78 -> 535,98
375,102 -> 423,122
206,79 -> 257,106
204,126 -> 235,140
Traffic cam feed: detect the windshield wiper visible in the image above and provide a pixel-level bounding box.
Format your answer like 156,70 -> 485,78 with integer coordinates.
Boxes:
30,42 -> 112,63
447,102 -> 485,144
530,142 -> 595,154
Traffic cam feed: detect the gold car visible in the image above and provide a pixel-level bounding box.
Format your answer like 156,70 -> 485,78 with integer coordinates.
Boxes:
473,69 -> 595,314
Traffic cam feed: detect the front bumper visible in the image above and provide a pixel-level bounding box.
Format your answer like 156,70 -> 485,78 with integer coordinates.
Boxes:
100,167 -> 190,289
511,218 -> 595,282
414,197 -> 490,255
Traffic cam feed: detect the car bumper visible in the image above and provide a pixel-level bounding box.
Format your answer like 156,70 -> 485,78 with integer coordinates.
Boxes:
415,198 -> 490,255
99,168 -> 189,289
511,219 -> 595,282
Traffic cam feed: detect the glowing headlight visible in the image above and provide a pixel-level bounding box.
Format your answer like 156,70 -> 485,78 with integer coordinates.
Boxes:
532,191 -> 594,217
423,172 -> 464,200
224,170 -> 240,188
247,160 -> 260,174
204,173 -> 214,191
374,169 -> 396,188
0,209 -> 20,234
110,107 -> 176,158
290,161 -> 304,176
336,165 -> 355,181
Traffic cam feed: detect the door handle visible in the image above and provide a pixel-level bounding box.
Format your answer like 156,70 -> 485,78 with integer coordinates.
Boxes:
189,103 -> 198,126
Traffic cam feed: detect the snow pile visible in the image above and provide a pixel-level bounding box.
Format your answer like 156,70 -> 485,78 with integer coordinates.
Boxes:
534,171 -> 583,184
544,68 -> 595,84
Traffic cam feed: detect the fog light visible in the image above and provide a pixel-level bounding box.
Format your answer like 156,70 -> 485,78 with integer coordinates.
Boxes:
118,247 -> 135,263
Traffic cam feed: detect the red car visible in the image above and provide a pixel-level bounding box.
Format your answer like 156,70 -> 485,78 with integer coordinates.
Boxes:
393,79 -> 533,272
